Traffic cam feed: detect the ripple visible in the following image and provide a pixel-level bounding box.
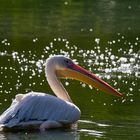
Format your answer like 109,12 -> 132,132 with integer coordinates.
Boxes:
78,120 -> 111,127
79,129 -> 104,137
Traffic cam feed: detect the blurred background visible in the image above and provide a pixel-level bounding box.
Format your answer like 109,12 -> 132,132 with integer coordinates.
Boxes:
0,0 -> 140,139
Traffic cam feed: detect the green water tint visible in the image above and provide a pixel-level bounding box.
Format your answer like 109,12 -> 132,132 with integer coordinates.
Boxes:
0,0 -> 140,139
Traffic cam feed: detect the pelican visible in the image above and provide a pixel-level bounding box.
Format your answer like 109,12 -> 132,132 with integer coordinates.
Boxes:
0,55 -> 123,131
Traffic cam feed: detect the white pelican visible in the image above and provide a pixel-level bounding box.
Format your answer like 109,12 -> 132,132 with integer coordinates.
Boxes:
0,55 -> 123,131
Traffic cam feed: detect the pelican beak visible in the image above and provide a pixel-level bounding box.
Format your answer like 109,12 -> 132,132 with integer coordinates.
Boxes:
56,63 -> 123,97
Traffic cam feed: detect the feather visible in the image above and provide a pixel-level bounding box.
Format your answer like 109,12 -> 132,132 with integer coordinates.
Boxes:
0,92 -> 80,128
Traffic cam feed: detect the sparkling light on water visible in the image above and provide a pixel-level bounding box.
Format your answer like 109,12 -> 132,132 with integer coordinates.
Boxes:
0,36 -> 139,105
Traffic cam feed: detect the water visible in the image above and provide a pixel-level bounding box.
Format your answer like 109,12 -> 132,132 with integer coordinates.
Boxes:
0,0 -> 140,139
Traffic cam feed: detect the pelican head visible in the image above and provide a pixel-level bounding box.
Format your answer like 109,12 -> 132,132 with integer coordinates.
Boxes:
46,55 -> 123,101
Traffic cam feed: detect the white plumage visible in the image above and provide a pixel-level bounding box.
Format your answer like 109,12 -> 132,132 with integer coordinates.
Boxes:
0,92 -> 80,129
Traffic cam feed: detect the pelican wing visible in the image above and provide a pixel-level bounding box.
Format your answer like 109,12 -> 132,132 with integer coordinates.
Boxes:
0,92 -> 80,128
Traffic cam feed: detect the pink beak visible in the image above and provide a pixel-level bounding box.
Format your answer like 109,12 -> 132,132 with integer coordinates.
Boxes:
71,64 -> 123,97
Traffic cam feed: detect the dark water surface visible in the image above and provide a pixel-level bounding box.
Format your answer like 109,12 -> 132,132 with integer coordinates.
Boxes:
0,0 -> 140,139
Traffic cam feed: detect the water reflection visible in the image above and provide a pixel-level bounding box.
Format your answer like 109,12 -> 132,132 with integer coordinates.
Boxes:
78,119 -> 140,139
0,130 -> 80,140
78,120 -> 107,138
1,119 -> 139,140
80,129 -> 104,138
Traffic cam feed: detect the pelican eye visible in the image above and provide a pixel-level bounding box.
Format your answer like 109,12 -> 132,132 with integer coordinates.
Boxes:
64,59 -> 73,68
64,60 -> 70,66
65,60 -> 69,63
65,59 -> 72,64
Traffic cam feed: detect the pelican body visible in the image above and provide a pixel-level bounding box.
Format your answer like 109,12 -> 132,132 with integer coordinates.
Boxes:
0,55 -> 123,131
